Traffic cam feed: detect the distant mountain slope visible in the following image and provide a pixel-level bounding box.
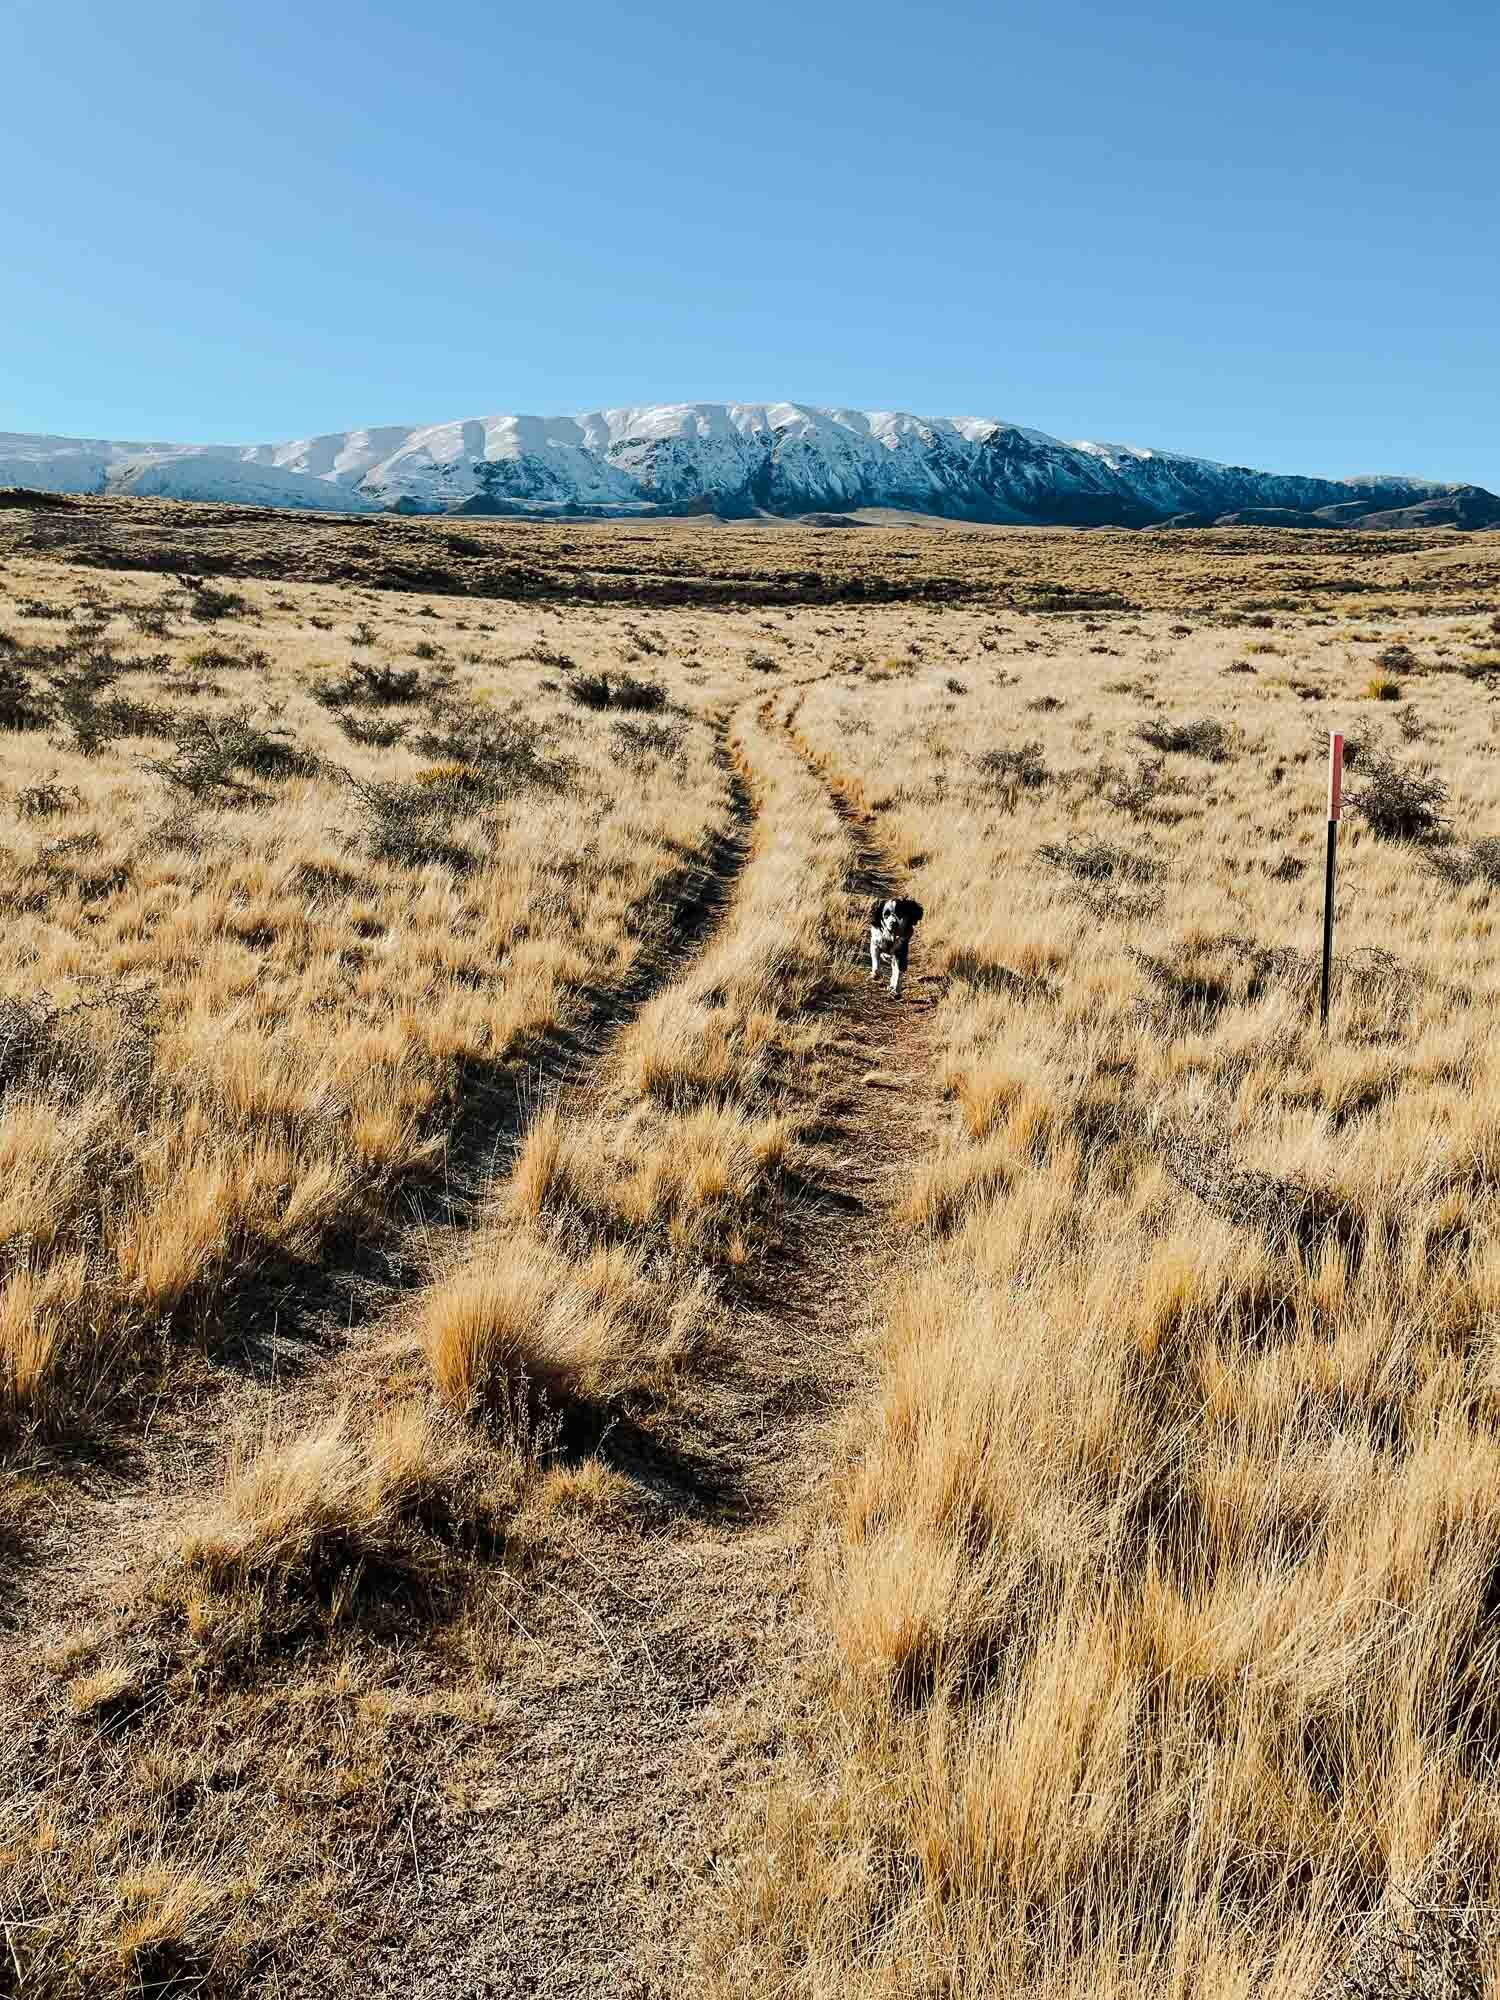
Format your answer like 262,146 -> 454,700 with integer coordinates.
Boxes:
3,406 -> 1496,528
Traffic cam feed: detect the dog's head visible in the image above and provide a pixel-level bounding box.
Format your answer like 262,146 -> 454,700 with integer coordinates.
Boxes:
872,896 -> 924,941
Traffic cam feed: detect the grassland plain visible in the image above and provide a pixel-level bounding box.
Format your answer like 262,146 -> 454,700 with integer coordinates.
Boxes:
0,497 -> 1499,1996
713,577 -> 1500,1996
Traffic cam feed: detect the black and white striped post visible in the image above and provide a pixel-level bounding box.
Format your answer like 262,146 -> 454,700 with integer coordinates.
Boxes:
1320,731 -> 1343,1032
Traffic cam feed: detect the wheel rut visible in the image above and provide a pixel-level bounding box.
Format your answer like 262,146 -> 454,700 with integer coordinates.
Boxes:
0,736 -> 754,1647
2,681 -> 949,2000
328,682 -> 947,2000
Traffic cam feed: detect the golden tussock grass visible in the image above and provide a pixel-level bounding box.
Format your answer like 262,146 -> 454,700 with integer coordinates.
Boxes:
6,515 -> 1500,1993
714,589 -> 1500,1996
0,561 -> 737,1445
408,689 -> 860,1430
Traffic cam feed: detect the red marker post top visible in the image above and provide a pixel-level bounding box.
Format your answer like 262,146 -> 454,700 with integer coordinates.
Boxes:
1328,732 -> 1343,822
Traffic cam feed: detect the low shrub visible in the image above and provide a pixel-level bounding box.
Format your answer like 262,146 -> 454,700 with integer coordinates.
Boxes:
565,672 -> 666,714
1428,836 -> 1500,891
338,773 -> 477,872
567,673 -> 612,711
409,713 -> 574,794
1349,747 -> 1450,842
610,719 -> 682,763
1096,757 -> 1169,818
610,673 -> 666,713
184,643 -> 269,674
313,661 -> 425,707
1375,642 -> 1419,674
974,740 -> 1048,791
14,773 -> 81,819
146,709 -> 319,802
180,579 -> 250,623
1037,835 -> 1161,884
0,660 -> 50,731
1135,715 -> 1230,760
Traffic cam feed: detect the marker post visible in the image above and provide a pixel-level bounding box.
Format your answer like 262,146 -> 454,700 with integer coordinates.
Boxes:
1321,731 -> 1343,1032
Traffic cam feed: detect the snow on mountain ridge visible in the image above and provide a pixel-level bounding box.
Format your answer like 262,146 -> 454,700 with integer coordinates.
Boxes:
2,408 -> 1493,526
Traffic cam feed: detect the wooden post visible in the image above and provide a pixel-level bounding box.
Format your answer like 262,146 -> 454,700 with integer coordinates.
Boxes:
1321,732 -> 1343,1031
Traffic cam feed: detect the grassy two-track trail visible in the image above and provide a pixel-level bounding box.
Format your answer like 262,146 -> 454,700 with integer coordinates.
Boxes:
0,672 -> 946,1998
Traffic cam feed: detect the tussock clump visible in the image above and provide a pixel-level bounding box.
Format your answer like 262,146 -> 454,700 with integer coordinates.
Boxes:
154,1404 -> 519,1666
944,951 -> 1056,1002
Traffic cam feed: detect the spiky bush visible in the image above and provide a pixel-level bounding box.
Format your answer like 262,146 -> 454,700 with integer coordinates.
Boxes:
1135,715 -> 1231,760
1349,747 -> 1450,842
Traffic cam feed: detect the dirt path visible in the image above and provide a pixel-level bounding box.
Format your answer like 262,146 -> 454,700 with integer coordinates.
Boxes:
1,682 -> 946,1999
303,685 -> 946,2000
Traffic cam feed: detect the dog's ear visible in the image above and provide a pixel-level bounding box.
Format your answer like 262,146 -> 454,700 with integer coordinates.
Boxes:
869,898 -> 886,928
899,900 -> 924,927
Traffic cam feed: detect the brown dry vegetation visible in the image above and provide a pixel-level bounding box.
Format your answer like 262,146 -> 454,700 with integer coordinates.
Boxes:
2,499 -> 1500,1997
0,562 -> 736,1459
717,593 -> 1500,1996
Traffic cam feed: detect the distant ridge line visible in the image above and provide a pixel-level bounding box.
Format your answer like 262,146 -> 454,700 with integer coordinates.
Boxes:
2,404 -> 1496,530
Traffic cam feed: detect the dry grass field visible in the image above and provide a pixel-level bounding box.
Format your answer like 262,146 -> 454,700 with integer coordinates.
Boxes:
2,495 -> 1500,1997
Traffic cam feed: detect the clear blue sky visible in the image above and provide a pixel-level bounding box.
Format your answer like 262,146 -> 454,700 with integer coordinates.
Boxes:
4,0 -> 1496,485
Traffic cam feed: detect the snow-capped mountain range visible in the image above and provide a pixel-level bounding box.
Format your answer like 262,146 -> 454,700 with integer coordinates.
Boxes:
3,405 -> 1496,529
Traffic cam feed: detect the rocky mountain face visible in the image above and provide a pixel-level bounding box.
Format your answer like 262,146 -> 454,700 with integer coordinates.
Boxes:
3,404 -> 1496,529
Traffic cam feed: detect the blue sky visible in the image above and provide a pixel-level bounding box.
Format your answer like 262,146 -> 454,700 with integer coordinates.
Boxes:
3,0 -> 1496,484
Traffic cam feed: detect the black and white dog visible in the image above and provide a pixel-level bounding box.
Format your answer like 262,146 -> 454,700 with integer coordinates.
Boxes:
868,897 -> 924,996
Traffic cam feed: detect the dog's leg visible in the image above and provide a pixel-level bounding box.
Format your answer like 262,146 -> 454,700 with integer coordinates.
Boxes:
869,931 -> 880,981
889,959 -> 902,997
